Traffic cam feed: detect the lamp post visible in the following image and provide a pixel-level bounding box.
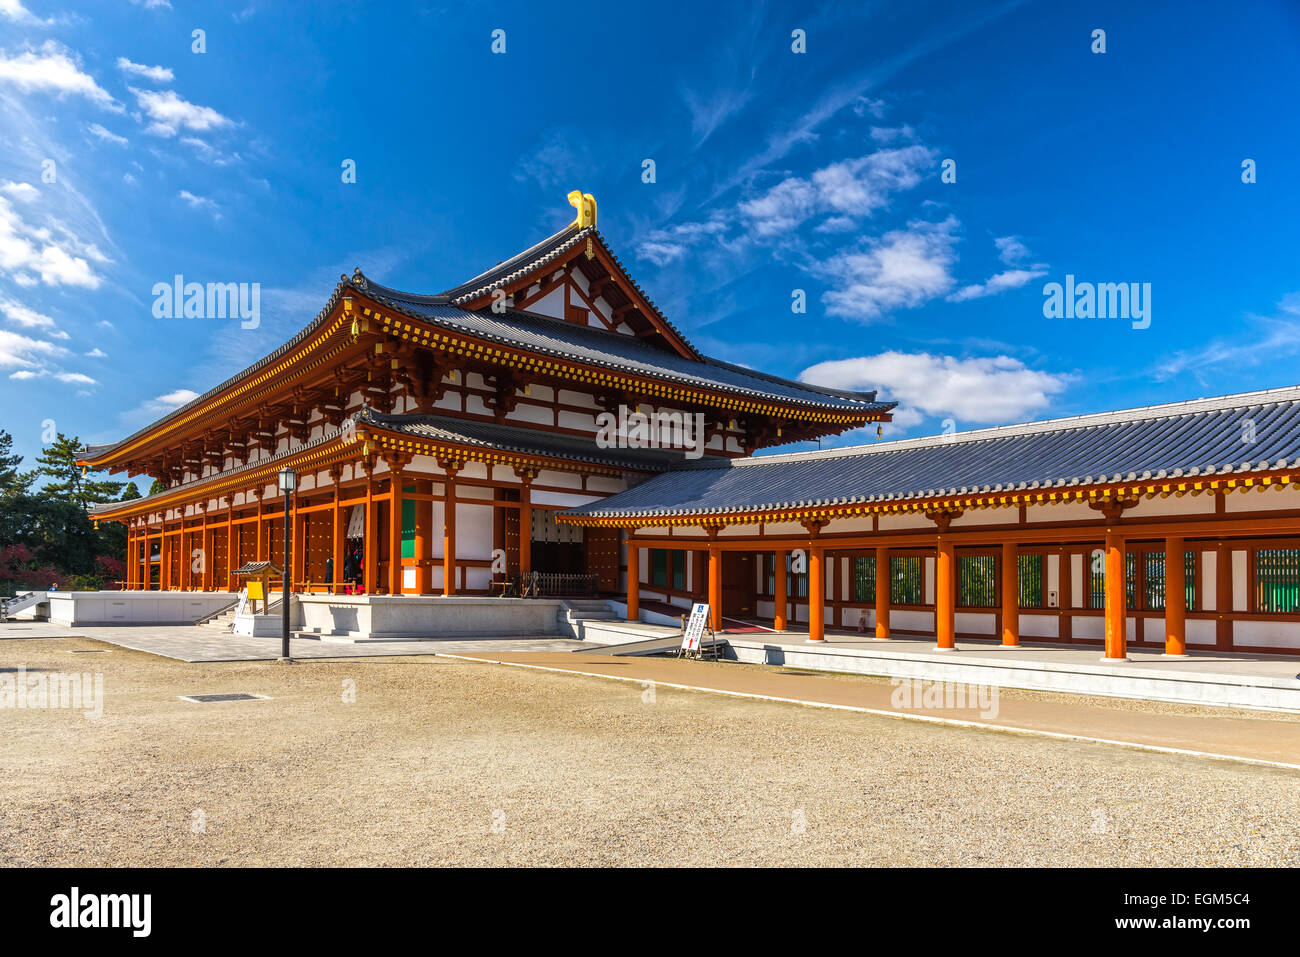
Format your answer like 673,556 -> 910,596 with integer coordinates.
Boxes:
278,466 -> 297,662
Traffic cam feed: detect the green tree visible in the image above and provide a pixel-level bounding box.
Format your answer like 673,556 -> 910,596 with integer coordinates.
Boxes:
0,428 -> 34,498
34,432 -> 125,509
120,481 -> 142,501
148,479 -> 166,496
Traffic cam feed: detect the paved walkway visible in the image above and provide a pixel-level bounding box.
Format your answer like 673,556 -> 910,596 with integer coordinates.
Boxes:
0,621 -> 583,661
721,625 -> 1300,681
442,651 -> 1300,768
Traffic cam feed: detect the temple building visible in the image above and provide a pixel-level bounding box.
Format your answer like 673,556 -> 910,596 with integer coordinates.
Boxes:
84,193 -> 1300,659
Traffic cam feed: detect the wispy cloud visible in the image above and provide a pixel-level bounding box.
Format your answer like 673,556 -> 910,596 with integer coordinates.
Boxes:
0,294 -> 67,338
1154,293 -> 1300,383
115,56 -> 173,84
86,122 -> 128,146
177,189 -> 220,218
947,234 -> 1047,302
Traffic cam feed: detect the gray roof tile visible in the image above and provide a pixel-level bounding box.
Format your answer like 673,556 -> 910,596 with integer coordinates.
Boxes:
559,386 -> 1300,520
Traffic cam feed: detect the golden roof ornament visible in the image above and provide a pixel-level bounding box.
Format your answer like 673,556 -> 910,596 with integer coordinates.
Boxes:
567,190 -> 597,228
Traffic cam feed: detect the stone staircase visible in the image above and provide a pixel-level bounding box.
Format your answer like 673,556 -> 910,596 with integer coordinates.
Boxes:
558,598 -> 620,637
198,595 -> 286,632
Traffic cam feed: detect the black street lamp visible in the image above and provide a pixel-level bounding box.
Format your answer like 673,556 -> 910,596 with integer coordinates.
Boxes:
278,466 -> 297,662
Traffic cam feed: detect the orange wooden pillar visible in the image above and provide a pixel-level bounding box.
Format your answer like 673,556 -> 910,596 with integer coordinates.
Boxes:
875,545 -> 890,639
254,492 -> 264,563
442,466 -> 457,596
388,471 -> 404,595
412,479 -> 431,594
808,545 -> 825,641
1164,536 -> 1187,657
707,546 -> 722,632
202,512 -> 212,591
160,520 -> 170,591
935,536 -> 956,649
626,537 -> 640,621
224,502 -> 234,591
773,550 -> 788,631
363,477 -> 378,595
1103,530 -> 1128,660
519,480 -> 533,578
331,474 -> 345,595
1001,541 -> 1020,647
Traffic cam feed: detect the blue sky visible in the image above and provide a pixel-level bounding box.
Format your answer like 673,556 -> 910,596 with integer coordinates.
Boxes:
2,0 -> 1299,488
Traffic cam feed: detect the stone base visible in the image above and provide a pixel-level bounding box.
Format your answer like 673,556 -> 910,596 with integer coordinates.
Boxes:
47,591 -> 235,626
232,613 -> 284,637
296,595 -> 568,640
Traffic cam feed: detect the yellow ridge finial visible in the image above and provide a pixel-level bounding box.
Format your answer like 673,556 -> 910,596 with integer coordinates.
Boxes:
567,190 -> 596,228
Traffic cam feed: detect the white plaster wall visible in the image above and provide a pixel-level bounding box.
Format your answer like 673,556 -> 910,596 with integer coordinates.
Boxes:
956,612 -> 996,635
1020,614 -> 1059,638
1231,621 -> 1300,649
1232,550 -> 1248,611
1202,551 -> 1217,610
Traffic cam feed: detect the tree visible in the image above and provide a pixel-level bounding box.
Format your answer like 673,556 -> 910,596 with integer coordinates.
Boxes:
120,481 -> 142,501
148,479 -> 166,496
0,428 -> 34,499
34,432 -> 125,509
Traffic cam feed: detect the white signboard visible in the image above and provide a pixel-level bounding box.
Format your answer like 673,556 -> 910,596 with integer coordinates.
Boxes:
234,587 -> 249,618
681,602 -> 710,652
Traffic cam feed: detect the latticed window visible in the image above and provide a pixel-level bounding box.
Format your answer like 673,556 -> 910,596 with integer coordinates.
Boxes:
1087,550 -> 1138,609
764,553 -> 807,598
1018,554 -> 1044,608
1142,550 -> 1196,611
1255,549 -> 1300,613
958,555 -> 997,607
650,549 -> 668,587
853,555 -> 875,601
671,552 -> 686,591
891,555 -> 924,606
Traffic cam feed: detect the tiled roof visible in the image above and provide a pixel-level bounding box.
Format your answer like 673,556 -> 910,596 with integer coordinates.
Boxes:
438,224 -> 593,304
361,288 -> 889,414
559,385 -> 1300,520
88,408 -> 684,516
358,409 -> 689,472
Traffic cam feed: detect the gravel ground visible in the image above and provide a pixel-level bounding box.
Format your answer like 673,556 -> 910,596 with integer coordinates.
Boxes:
2,636 -> 1298,867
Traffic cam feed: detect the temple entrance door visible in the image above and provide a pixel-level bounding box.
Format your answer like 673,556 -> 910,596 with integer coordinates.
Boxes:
584,527 -> 620,593
721,552 -> 756,620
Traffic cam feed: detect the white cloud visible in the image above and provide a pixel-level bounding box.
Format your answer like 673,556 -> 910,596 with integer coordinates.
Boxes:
0,294 -> 66,338
0,41 -> 120,110
131,87 -> 232,137
0,327 -> 67,368
0,0 -> 53,25
818,216 -> 960,321
800,351 -> 1070,425
948,267 -> 1048,302
154,388 -> 199,407
0,194 -> 105,288
177,189 -> 220,218
994,235 -> 1030,264
129,0 -> 173,9
85,347 -> 106,357
740,145 -> 936,237
947,235 -> 1047,302
0,180 -> 37,201
635,216 -> 729,266
86,122 -> 128,146
115,56 -> 173,83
